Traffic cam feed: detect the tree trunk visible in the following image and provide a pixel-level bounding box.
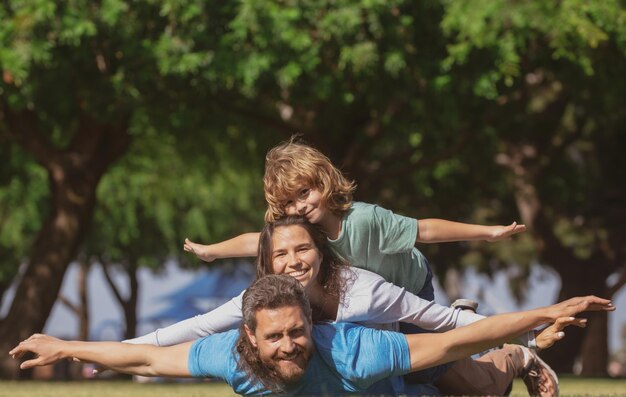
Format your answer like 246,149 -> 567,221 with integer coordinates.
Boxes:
500,142 -> 613,374
100,261 -> 139,340
55,260 -> 92,379
123,264 -> 139,340
579,311 -> 609,376
78,261 -> 90,341
0,170 -> 100,379
0,109 -> 129,379
0,281 -> 9,313
117,264 -> 138,381
541,256 -> 610,374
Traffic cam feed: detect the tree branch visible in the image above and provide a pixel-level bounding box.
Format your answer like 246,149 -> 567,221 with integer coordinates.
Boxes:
99,256 -> 126,306
57,294 -> 80,316
373,126 -> 475,181
217,94 -> 301,137
0,105 -> 58,167
607,266 -> 626,297
69,112 -> 131,175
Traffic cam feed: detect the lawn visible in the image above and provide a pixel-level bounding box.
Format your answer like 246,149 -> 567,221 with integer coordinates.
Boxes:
510,376 -> 626,396
0,377 -> 624,396
0,380 -> 237,397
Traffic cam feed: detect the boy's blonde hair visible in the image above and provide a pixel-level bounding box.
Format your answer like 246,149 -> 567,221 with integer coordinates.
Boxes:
264,139 -> 356,222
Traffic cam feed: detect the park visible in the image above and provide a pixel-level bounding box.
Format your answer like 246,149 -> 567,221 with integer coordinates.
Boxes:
1,0 -> 625,395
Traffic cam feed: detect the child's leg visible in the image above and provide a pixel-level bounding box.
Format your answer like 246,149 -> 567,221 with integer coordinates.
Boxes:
403,361 -> 454,385
404,259 -> 517,394
433,344 -> 558,397
403,346 -> 524,394
433,345 -> 525,396
411,261 -> 520,395
416,258 -> 435,301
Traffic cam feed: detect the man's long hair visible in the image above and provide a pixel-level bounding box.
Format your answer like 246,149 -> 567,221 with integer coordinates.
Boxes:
256,216 -> 351,319
234,275 -> 312,392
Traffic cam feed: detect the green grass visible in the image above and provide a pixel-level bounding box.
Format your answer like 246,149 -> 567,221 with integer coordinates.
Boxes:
510,376 -> 626,396
0,377 -> 624,396
0,380 -> 237,397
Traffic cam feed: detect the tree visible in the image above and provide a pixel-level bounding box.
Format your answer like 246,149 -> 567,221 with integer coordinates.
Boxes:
2,0 -> 623,378
0,0 -> 270,377
0,146 -> 48,309
175,0 -> 626,373
85,129 -> 265,341
438,0 -> 626,374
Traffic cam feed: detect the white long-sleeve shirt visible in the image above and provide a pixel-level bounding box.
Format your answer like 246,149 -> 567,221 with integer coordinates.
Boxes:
127,267 -> 534,347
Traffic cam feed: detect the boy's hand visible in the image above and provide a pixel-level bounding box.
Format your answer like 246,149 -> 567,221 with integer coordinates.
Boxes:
183,238 -> 217,263
486,222 -> 527,242
535,317 -> 587,350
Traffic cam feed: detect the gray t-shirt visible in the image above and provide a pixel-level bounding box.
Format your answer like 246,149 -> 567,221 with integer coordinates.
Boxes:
328,202 -> 429,296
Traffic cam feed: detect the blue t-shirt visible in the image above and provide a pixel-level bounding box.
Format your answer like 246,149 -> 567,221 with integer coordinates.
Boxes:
188,322 -> 411,395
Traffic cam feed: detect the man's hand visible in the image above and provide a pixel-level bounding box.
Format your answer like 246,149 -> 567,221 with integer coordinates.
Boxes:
548,295 -> 614,320
535,317 -> 587,350
183,238 -> 216,263
11,334 -> 192,377
486,222 -> 527,242
9,334 -> 69,370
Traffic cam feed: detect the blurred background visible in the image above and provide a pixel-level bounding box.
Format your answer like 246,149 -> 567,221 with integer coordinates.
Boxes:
1,0 -> 625,381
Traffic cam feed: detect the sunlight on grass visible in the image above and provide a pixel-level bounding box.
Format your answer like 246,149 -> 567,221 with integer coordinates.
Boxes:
510,376 -> 626,396
1,377 -> 625,396
0,380 -> 237,397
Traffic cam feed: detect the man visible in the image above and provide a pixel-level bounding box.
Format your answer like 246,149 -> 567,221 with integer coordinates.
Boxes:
10,275 -> 615,395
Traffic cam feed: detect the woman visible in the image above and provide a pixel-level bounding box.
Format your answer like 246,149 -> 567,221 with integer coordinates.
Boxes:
128,216 -> 558,396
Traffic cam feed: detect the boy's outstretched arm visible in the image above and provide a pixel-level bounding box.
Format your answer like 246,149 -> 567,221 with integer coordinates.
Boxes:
184,232 -> 260,263
10,334 -> 192,377
416,219 -> 526,243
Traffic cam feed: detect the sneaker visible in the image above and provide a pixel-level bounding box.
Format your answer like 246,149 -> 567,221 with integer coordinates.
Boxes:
451,298 -> 479,312
521,347 -> 559,397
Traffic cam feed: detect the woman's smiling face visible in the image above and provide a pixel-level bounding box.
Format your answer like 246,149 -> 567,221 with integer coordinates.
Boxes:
270,225 -> 322,291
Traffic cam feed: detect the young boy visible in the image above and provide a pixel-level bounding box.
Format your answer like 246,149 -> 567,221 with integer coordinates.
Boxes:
185,139 -> 526,300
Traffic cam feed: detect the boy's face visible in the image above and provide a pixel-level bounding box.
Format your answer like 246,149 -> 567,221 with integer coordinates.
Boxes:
283,186 -> 327,224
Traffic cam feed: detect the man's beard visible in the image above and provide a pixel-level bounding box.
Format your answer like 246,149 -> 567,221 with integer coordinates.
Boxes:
260,345 -> 311,386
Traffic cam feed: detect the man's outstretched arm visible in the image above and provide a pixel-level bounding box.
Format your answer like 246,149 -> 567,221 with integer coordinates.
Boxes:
406,295 -> 615,372
9,334 -> 192,377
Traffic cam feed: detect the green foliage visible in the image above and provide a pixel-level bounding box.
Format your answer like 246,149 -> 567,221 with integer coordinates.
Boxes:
0,145 -> 48,282
0,0 -> 273,282
442,0 -> 626,95
88,128 -> 265,270
1,0 -> 625,313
